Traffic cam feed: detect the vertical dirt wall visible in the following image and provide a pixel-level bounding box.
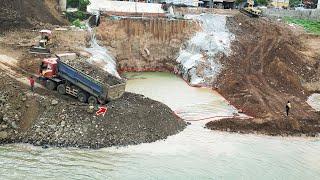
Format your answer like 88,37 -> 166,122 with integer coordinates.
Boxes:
96,17 -> 199,72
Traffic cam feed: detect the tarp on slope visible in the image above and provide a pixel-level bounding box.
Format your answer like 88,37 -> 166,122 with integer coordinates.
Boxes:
176,14 -> 234,86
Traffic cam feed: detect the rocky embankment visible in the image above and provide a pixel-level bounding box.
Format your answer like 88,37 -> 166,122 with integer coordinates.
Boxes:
0,72 -> 186,148
206,14 -> 320,137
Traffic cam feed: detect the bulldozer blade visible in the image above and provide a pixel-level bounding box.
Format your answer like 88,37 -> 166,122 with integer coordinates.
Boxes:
29,47 -> 50,55
240,9 -> 259,18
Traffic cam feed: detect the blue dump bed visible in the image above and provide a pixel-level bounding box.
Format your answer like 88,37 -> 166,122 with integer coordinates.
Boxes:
56,59 -> 126,101
57,60 -> 107,99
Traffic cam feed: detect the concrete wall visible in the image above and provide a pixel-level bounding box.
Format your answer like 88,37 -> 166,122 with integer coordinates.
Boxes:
263,9 -> 320,20
59,0 -> 66,11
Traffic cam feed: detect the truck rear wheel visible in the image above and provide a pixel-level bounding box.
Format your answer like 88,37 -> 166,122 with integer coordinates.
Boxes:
216,2 -> 224,9
88,96 -> 98,105
57,84 -> 66,95
46,80 -> 57,90
78,91 -> 88,103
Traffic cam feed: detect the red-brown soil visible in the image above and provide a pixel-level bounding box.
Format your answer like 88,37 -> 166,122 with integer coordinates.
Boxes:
0,0 -> 67,31
206,14 -> 320,137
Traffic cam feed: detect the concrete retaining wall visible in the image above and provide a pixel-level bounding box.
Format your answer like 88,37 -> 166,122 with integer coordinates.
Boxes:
263,9 -> 320,20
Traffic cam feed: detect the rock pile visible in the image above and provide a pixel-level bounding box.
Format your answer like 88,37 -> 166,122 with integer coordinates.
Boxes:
17,92 -> 186,148
0,71 -> 185,148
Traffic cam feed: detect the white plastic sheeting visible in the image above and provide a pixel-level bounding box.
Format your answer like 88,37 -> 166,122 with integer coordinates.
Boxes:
87,0 -> 165,14
307,93 -> 320,111
85,25 -> 121,79
176,14 -> 234,86
165,0 -> 199,7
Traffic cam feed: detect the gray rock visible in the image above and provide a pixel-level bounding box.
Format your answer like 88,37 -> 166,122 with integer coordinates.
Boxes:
0,131 -> 8,139
51,100 -> 59,106
60,121 -> 66,127
1,124 -> 8,129
0,98 -> 6,104
10,121 -> 18,129
48,124 -> 57,129
35,127 -> 41,133
0,113 -> 3,123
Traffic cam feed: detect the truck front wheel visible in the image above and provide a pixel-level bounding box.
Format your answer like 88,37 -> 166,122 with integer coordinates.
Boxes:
46,80 -> 57,90
78,91 -> 88,103
88,96 -> 98,105
57,84 -> 66,95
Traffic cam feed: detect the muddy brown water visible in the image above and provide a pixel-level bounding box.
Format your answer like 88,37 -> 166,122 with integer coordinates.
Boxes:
0,72 -> 319,179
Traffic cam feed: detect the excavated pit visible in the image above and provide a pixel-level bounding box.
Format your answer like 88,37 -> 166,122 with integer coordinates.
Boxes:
96,13 -> 320,137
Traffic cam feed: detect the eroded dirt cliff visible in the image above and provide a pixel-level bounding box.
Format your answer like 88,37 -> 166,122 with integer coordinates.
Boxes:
207,14 -> 320,136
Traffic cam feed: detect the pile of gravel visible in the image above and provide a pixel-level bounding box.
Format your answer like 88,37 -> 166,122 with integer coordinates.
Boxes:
15,92 -> 186,148
60,57 -> 121,86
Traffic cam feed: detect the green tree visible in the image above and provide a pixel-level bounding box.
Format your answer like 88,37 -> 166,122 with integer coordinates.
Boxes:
256,0 -> 269,5
289,0 -> 301,7
235,0 -> 244,5
67,0 -> 90,11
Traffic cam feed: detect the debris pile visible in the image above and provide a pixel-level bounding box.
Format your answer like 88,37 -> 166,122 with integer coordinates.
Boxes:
18,92 -> 186,148
0,66 -> 185,148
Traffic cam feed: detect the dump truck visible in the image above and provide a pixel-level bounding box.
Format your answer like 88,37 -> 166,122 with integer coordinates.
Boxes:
38,57 -> 126,104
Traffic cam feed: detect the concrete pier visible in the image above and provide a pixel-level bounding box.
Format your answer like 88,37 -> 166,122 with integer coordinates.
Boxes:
59,0 -> 66,11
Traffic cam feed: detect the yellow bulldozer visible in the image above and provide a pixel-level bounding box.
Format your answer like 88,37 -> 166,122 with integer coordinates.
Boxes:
240,0 -> 262,17
29,30 -> 52,55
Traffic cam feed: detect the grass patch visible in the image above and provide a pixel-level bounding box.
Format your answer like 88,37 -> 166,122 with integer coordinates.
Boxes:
285,17 -> 320,34
72,19 -> 86,29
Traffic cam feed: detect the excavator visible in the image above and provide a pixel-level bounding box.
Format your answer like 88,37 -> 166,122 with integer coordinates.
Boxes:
240,0 -> 262,17
29,30 -> 52,55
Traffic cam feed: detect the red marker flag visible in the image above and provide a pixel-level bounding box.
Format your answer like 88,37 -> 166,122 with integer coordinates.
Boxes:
96,106 -> 107,117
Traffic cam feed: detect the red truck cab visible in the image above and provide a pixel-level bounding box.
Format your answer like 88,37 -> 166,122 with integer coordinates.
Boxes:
40,58 -> 58,78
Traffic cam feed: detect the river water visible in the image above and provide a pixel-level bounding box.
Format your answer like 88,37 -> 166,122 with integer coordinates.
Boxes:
1,72 -> 319,179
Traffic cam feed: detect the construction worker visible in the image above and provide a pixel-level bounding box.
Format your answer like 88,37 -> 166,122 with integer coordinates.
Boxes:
286,101 -> 291,116
29,76 -> 35,93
